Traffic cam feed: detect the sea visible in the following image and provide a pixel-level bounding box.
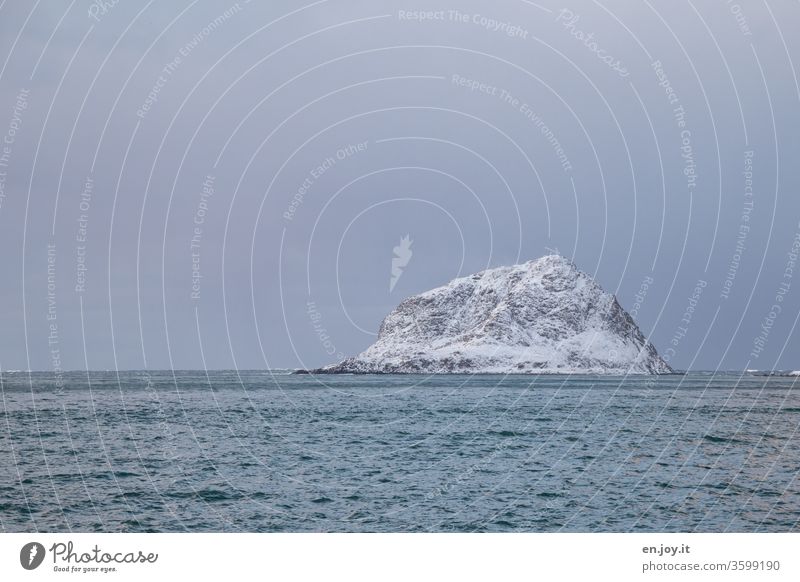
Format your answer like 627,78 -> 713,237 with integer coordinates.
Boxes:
1,370 -> 798,532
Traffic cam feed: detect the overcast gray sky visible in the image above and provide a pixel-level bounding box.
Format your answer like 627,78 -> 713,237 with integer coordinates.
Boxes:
0,0 -> 798,372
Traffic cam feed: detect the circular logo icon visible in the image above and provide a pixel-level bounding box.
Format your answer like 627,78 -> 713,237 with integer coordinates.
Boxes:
20,542 -> 46,570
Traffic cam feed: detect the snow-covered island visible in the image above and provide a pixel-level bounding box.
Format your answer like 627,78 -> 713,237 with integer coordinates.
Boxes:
305,255 -> 672,375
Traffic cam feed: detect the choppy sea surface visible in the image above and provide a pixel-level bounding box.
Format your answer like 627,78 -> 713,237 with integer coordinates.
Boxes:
1,370 -> 798,532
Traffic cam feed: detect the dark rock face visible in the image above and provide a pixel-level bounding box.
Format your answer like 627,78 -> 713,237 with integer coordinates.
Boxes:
313,255 -> 672,375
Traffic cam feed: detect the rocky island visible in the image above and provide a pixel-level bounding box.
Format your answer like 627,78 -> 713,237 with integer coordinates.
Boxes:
306,255 -> 671,375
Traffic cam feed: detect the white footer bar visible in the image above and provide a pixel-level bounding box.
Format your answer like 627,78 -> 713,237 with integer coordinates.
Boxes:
1,533 -> 797,581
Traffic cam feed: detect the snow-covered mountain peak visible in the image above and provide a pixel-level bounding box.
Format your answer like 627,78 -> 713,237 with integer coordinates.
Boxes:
312,255 -> 671,375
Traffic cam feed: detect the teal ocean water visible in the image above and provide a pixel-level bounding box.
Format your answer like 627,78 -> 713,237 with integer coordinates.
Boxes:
1,371 -> 798,532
